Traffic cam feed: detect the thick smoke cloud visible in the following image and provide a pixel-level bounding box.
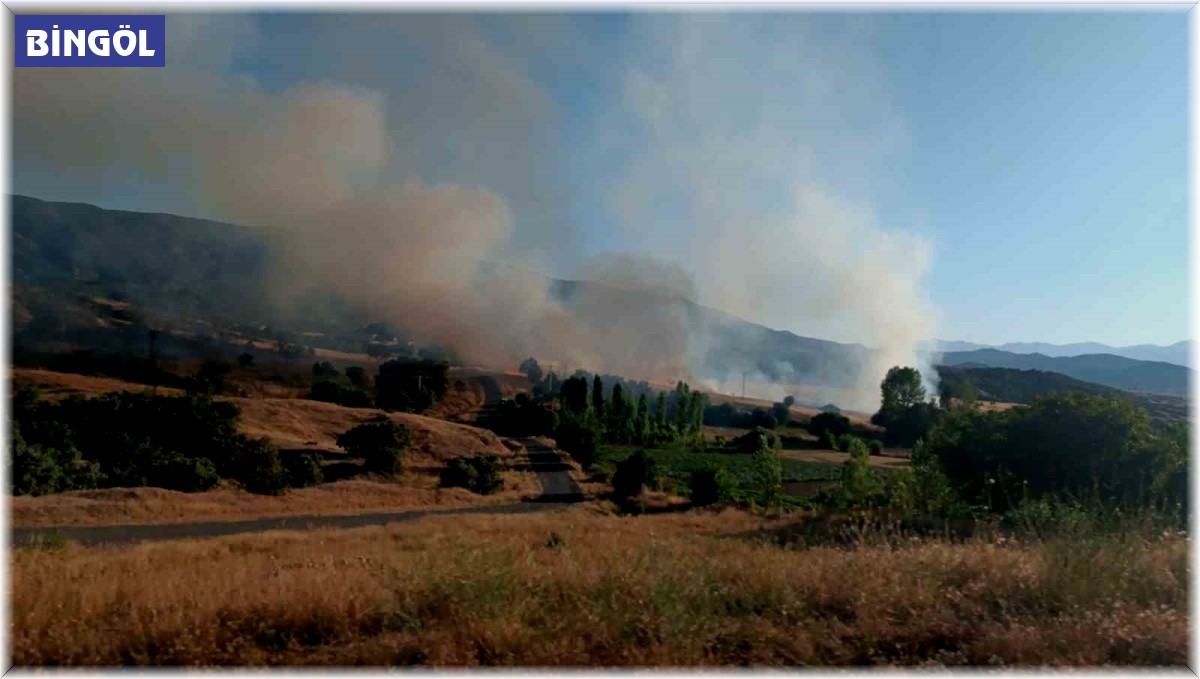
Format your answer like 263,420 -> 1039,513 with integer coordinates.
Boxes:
12,13 -> 939,412
600,15 -> 939,409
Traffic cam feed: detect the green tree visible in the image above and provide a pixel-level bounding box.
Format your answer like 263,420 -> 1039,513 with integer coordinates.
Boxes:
750,441 -> 784,508
519,357 -> 544,383
560,376 -> 590,414
592,375 -> 605,418
345,366 -> 366,388
336,419 -> 411,476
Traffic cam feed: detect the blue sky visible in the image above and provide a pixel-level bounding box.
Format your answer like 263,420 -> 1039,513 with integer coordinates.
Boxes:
12,10 -> 1189,348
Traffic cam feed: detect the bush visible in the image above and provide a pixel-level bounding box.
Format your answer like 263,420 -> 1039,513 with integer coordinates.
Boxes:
750,442 -> 784,508
336,420 -> 411,476
235,438 -> 288,495
927,393 -> 1185,513
282,451 -> 325,488
307,381 -> 373,408
807,411 -> 851,441
689,466 -> 737,507
146,452 -> 221,493
868,439 -> 884,456
835,433 -> 861,452
612,449 -> 652,499
733,427 -> 780,454
345,366 -> 366,388
440,454 -> 503,495
554,418 -> 600,469
11,390 -> 258,495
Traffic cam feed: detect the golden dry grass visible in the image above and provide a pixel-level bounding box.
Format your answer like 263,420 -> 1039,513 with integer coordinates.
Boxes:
9,369 -> 536,527
11,368 -> 511,461
9,470 -> 541,528
10,509 -> 1187,667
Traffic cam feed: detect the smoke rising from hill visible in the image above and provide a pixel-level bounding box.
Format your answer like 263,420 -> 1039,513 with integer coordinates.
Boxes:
12,14 -> 939,411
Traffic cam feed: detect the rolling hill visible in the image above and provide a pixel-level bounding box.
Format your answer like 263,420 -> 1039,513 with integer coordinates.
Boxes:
936,348 -> 1189,396
11,194 -> 1191,400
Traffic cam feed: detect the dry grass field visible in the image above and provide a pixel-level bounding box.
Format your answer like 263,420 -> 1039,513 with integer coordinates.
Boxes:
9,475 -> 541,528
10,508 -> 1187,667
9,368 -> 540,527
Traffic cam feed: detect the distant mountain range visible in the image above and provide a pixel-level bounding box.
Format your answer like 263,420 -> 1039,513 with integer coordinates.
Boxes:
934,348 -> 1189,397
922,339 -> 1190,368
10,194 -> 1193,400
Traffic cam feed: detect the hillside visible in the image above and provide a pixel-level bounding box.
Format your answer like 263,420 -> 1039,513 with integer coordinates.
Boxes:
935,365 -> 1188,421
12,194 -> 1188,399
936,348 -> 1190,396
928,339 -> 1191,368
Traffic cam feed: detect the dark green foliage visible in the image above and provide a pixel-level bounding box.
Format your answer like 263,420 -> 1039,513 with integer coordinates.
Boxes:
374,359 -> 449,412
344,366 -> 366,388
307,380 -> 373,408
689,466 -> 737,507
312,361 -> 339,379
559,376 -> 590,414
336,420 -> 411,476
807,411 -> 851,442
872,366 -> 938,447
592,375 -> 605,418
440,454 -> 503,495
879,366 -> 926,412
612,449 -> 652,499
519,357 -> 544,383
491,394 -> 559,437
935,365 -> 1187,422
927,392 -> 1186,513
186,359 -> 233,396
146,451 -> 221,493
283,451 -> 325,488
733,427 -> 780,454
235,437 -> 288,495
702,403 -> 778,429
10,389 -> 279,494
750,441 -> 784,508
554,417 -> 600,469
771,401 -> 792,427
868,439 -> 884,456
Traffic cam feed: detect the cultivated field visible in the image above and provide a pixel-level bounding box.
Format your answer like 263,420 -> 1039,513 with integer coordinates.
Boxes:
10,508 -> 1187,667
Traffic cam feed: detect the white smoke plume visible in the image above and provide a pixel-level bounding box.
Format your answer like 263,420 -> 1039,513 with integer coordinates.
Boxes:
12,13 -> 940,411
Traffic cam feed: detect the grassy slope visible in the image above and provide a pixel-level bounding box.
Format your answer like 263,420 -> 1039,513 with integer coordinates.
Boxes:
10,509 -> 1187,666
9,368 -> 536,527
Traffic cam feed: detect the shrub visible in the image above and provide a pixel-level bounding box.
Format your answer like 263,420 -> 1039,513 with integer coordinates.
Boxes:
235,438 -> 288,495
734,427 -> 780,454
440,454 -> 503,495
345,366 -> 366,388
282,451 -> 325,488
554,418 -> 600,469
146,452 -> 221,493
307,381 -> 373,408
336,420 -> 411,476
749,439 -> 784,508
868,439 -> 884,456
689,466 -> 737,507
612,450 -> 652,499
807,411 -> 851,441
835,433 -> 861,452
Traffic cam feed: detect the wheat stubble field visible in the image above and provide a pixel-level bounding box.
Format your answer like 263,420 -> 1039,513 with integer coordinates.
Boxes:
10,508 -> 1187,667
